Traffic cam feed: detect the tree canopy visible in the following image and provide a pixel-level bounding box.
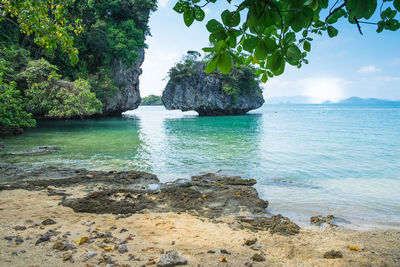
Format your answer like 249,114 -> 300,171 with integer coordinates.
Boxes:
173,0 -> 400,82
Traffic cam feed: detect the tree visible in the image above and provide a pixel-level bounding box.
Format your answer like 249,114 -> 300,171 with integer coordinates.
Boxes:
173,0 -> 400,82
0,0 -> 83,65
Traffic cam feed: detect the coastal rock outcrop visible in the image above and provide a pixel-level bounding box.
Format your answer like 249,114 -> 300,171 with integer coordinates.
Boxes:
104,48 -> 145,115
162,62 -> 264,115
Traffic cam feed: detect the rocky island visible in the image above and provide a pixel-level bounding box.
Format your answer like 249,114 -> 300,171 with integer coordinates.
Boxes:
162,52 -> 265,116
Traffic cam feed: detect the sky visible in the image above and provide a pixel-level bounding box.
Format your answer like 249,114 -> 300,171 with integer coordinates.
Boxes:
139,1 -> 400,103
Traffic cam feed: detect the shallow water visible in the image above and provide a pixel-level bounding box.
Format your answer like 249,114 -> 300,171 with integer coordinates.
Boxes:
1,104 -> 400,229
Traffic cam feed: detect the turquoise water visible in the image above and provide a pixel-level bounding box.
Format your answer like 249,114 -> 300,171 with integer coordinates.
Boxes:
1,104 -> 400,229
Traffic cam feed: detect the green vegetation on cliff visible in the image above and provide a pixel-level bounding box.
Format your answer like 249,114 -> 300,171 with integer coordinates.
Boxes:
0,0 -> 156,131
141,95 -> 162,105
168,51 -> 260,101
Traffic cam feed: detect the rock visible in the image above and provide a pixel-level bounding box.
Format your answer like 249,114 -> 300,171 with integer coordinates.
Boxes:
323,250 -> 343,259
251,253 -> 265,262
41,218 -> 57,225
87,251 -> 97,259
52,241 -> 75,251
310,215 -> 336,226
5,236 -> 15,240
237,215 -> 300,235
0,142 -> 5,150
8,146 -> 59,156
244,262 -> 253,267
15,237 -> 24,245
244,238 -> 257,246
13,226 -> 26,231
207,250 -> 215,254
162,62 -> 264,116
118,244 -> 128,253
35,234 -> 51,245
157,250 -> 188,267
62,252 -> 72,261
250,244 -> 261,251
220,249 -> 230,255
105,50 -> 145,115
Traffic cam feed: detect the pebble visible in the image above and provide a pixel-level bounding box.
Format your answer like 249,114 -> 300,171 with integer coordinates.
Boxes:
250,244 -> 261,251
62,252 -> 72,261
220,249 -> 231,255
15,237 -> 24,245
120,228 -> 128,233
87,251 -> 97,259
5,236 -> 15,241
207,250 -> 215,254
251,253 -> 266,262
118,244 -> 128,253
35,234 -> 51,245
41,218 -> 57,225
244,262 -> 253,267
157,249 -> 188,267
13,226 -> 27,231
244,238 -> 257,246
323,250 -> 343,259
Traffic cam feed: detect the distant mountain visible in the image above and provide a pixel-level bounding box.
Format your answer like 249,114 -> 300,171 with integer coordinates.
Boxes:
336,97 -> 400,105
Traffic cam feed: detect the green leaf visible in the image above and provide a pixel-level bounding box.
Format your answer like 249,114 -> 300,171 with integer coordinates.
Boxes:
205,55 -> 219,73
221,10 -> 241,27
303,41 -> 311,52
206,19 -> 224,32
394,0 -> 400,12
255,40 -> 268,60
173,2 -> 187,14
243,36 -> 259,52
194,6 -> 205,21
183,9 -> 195,27
217,51 -> 232,74
267,52 -> 284,75
347,0 -> 377,19
209,30 -> 227,43
261,72 -> 268,83
202,47 -> 213,52
319,0 -> 329,8
286,45 -> 302,65
327,26 -> 338,37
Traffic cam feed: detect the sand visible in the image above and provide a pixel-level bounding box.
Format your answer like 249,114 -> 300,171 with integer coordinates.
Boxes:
0,189 -> 399,267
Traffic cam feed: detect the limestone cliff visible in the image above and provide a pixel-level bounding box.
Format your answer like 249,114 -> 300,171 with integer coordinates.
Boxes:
103,48 -> 145,115
162,62 -> 264,115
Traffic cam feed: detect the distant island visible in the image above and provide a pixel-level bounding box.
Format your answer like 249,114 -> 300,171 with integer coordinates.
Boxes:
335,97 -> 400,105
141,95 -> 162,105
266,96 -> 400,105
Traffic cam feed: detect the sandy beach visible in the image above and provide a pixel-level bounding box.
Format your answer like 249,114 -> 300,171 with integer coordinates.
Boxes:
1,188 -> 399,267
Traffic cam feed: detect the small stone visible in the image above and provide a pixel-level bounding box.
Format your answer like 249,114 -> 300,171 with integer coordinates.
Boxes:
244,238 -> 257,246
11,251 -> 18,256
323,250 -> 343,259
62,252 -> 72,261
220,249 -> 230,255
109,226 -> 117,231
244,262 -> 253,267
35,234 -> 51,245
87,251 -> 97,259
5,236 -> 15,241
41,218 -> 57,225
52,241 -> 66,251
157,249 -> 188,267
171,241 -> 176,245
118,244 -> 128,254
13,226 -> 27,231
120,228 -> 128,233
207,250 -> 215,254
251,253 -> 265,262
146,260 -> 156,265
15,237 -> 24,245
250,244 -> 261,251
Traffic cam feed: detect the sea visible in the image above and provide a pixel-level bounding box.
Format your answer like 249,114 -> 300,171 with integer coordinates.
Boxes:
1,104 -> 400,229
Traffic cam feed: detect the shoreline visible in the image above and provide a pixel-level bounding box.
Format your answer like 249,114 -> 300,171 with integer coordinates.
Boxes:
0,167 -> 399,266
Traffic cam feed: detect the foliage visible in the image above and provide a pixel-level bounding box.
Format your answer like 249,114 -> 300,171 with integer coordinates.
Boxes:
141,94 -> 162,105
0,58 -> 35,128
168,51 -> 260,99
18,59 -> 102,118
0,0 -> 83,65
88,66 -> 120,104
173,0 -> 400,81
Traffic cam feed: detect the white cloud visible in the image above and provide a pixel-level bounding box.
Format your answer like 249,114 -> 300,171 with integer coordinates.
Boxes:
358,65 -> 381,73
297,77 -> 350,102
158,0 -> 169,8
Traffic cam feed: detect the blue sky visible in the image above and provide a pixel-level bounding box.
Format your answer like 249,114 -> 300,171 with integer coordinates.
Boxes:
140,1 -> 400,102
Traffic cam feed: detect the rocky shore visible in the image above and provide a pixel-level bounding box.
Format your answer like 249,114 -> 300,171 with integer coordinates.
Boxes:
0,167 -> 399,266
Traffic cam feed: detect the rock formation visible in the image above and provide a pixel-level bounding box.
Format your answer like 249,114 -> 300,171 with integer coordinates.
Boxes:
104,48 -> 145,115
162,62 -> 264,115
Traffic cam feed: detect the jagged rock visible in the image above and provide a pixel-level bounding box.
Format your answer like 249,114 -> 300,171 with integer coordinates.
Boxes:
157,249 -> 188,267
323,250 -> 343,259
104,49 -> 144,115
162,62 -> 264,115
